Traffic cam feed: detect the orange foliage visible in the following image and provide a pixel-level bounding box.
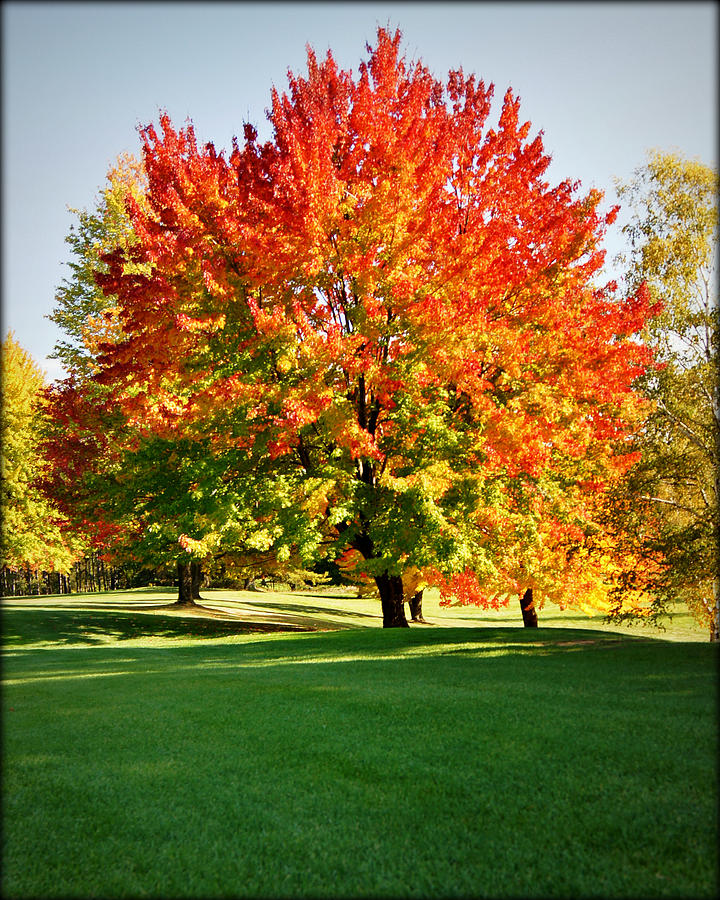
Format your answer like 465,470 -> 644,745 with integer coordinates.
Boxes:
79,29 -> 657,610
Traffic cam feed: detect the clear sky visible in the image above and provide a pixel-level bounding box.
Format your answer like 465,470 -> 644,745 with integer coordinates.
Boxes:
2,0 -> 717,381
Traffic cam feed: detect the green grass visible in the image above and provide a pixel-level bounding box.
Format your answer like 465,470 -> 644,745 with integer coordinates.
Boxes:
4,583 -> 708,640
1,589 -> 717,898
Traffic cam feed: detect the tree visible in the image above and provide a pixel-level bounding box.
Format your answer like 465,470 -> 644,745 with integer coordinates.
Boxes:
44,157 -> 322,605
43,157 -> 220,603
48,153 -> 148,377
42,155 -> 152,583
608,151 -> 719,639
1,334 -> 81,585
90,28 -> 654,626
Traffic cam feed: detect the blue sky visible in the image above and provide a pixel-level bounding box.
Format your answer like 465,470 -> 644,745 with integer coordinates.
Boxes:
2,1 -> 717,380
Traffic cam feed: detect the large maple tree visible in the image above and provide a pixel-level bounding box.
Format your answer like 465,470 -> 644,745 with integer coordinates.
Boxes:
89,28 -> 655,625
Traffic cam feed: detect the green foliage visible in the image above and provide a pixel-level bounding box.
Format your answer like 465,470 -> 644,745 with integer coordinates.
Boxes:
48,154 -> 149,376
610,151 -> 719,637
0,334 -> 80,573
45,153 -> 327,588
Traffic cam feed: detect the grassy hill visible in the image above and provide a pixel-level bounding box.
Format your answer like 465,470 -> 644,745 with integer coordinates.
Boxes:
1,588 -> 717,898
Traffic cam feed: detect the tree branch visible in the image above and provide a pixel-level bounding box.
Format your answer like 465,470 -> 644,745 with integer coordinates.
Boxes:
656,399 -> 716,461
639,494 -> 704,519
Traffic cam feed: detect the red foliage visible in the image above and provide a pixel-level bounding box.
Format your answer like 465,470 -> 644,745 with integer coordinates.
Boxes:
76,28 -> 657,606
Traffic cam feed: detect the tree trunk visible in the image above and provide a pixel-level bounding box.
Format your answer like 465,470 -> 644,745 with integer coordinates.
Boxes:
408,589 -> 426,623
175,561 -> 203,606
376,573 -> 409,628
191,561 -> 203,599
519,588 -> 538,628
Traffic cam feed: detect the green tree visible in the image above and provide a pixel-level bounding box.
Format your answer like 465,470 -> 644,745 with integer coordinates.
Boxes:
610,150 -> 719,639
48,153 -> 148,377
45,156 -> 310,603
0,333 -> 80,583
42,155 -> 155,590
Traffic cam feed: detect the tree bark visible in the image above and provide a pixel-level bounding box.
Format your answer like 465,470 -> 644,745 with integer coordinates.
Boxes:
408,589 -> 426,623
376,573 -> 409,627
519,588 -> 538,628
175,560 -> 203,606
349,526 -> 408,627
191,561 -> 203,599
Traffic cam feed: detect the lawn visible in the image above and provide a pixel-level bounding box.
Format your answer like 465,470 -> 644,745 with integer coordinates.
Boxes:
1,588 -> 717,898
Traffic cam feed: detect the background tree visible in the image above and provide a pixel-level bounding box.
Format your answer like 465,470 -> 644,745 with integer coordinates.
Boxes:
48,153 -> 148,376
42,157 -> 154,591
89,29 -> 655,626
607,151 -> 719,639
44,155 -> 326,604
1,333 -> 81,589
43,156 -> 218,602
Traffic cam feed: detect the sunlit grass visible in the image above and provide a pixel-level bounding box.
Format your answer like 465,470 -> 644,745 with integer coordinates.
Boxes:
2,584 -> 709,645
1,591 -> 717,898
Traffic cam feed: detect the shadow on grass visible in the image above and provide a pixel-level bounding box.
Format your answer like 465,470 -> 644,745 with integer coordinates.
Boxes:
251,586 -> 359,599
4,620 -> 713,704
1,599 -> 659,657
0,607 -> 314,648
237,599 -> 380,621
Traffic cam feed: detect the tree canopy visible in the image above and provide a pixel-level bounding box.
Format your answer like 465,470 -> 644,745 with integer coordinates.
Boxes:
47,29 -> 656,625
608,150 -> 719,638
1,333 -> 80,576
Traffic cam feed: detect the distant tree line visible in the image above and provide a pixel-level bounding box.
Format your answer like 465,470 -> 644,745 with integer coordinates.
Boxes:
0,553 -> 164,597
